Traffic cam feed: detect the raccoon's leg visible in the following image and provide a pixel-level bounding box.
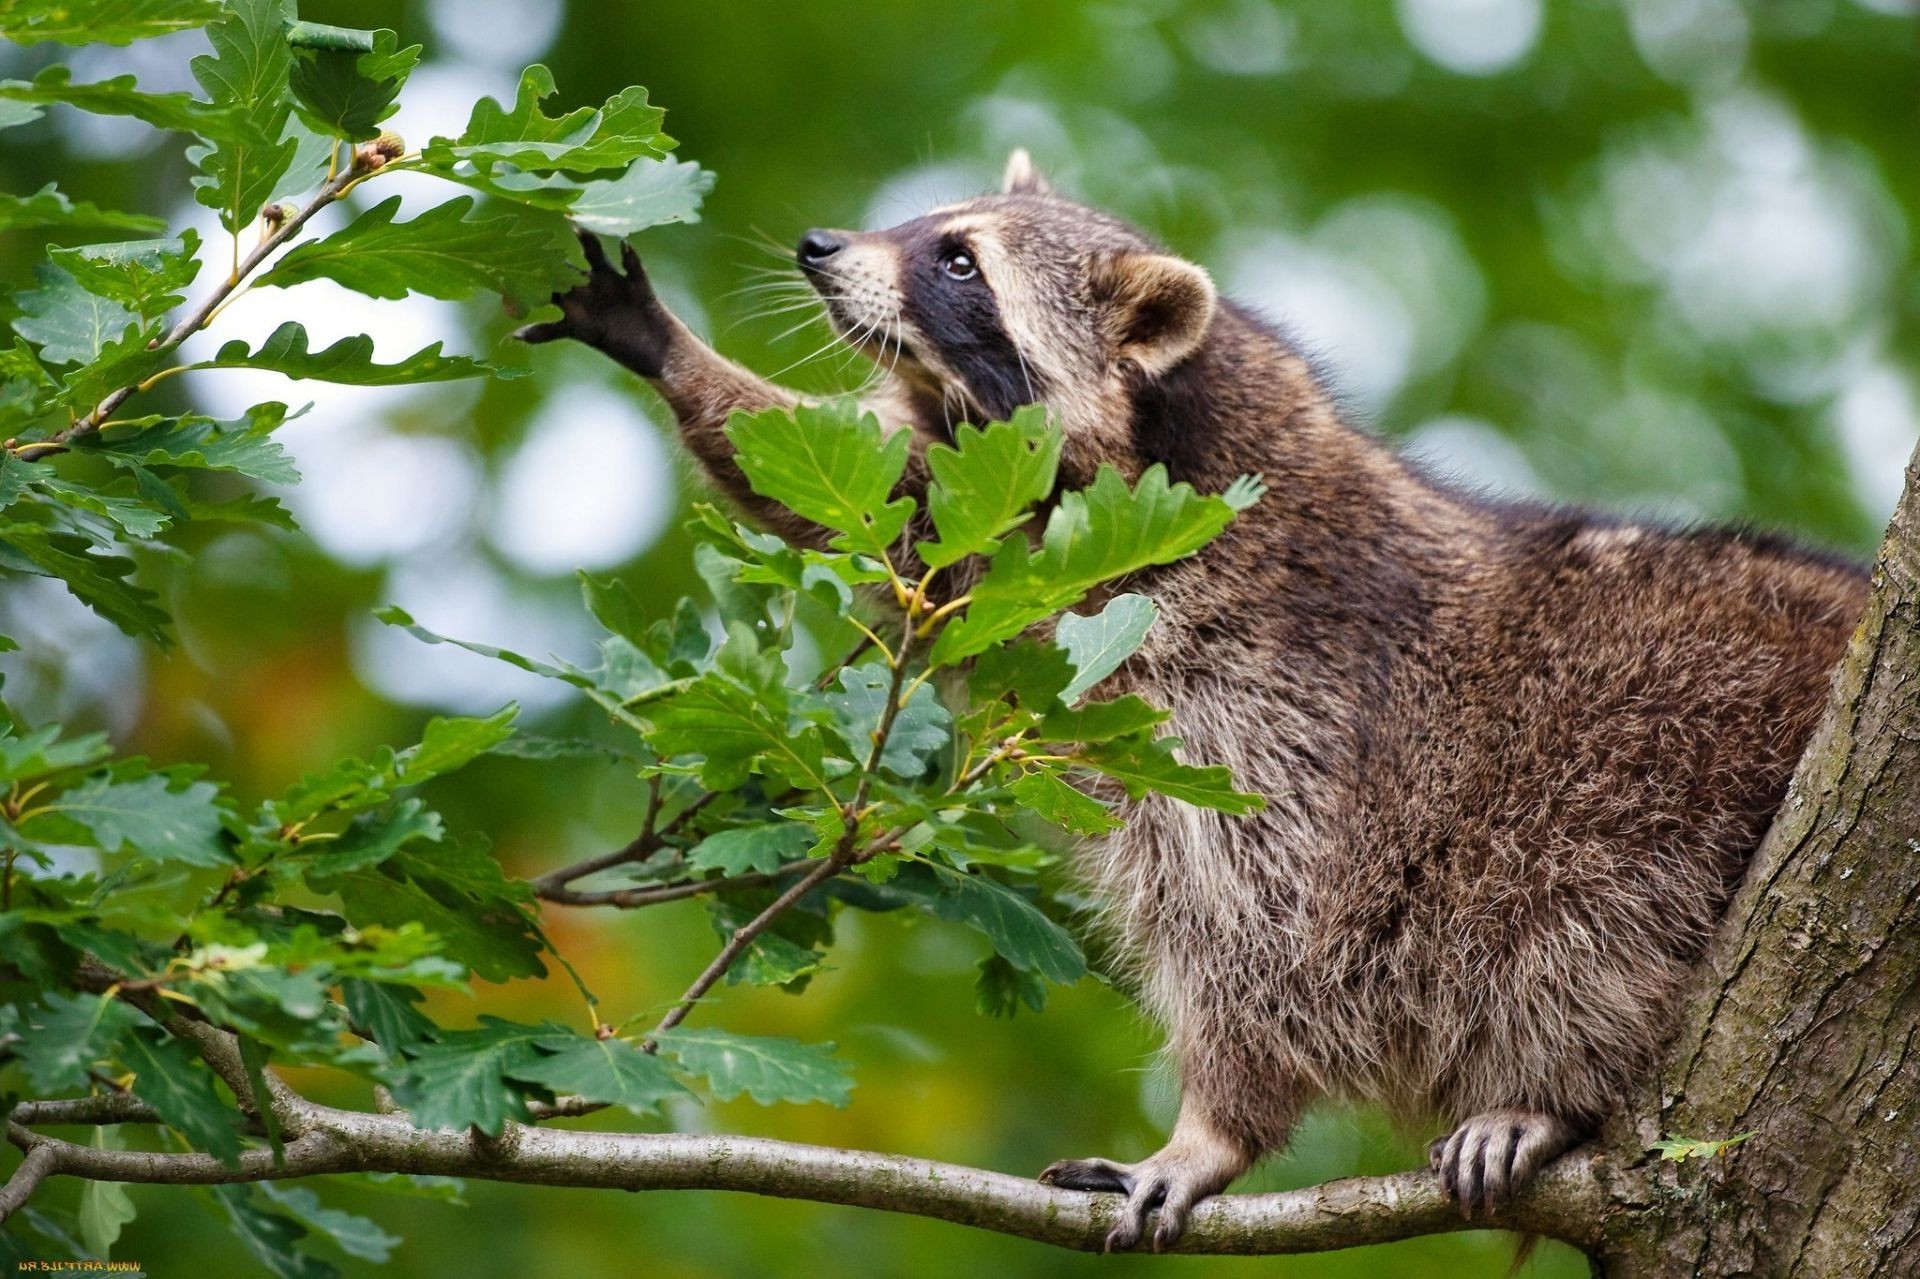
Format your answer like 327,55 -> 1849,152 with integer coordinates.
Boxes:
514,231 -> 814,545
1428,1109 -> 1583,1216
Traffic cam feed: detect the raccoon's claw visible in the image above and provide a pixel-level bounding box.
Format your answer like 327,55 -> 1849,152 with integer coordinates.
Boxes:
513,227 -> 673,378
1037,1153 -> 1218,1252
1431,1109 -> 1580,1217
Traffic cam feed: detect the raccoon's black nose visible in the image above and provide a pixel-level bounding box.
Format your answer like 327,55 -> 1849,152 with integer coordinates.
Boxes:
797,230 -> 846,269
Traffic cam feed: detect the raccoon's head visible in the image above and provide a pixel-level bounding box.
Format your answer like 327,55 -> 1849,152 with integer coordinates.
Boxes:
795,150 -> 1218,471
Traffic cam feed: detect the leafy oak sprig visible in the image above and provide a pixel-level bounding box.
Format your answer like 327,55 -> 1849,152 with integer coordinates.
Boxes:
0,0 -> 710,647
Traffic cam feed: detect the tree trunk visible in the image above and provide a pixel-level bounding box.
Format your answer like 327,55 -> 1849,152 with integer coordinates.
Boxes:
1588,446 -> 1920,1277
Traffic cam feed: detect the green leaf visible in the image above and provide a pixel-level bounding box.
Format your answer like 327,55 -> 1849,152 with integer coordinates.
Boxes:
0,64 -> 234,136
79,403 -> 300,484
1009,770 -> 1122,835
386,1018 -> 548,1135
43,772 -> 229,867
825,664 -> 951,778
1055,593 -> 1157,703
654,1028 -> 852,1106
17,991 -> 141,1093
318,842 -> 544,984
567,156 -> 715,236
47,233 -> 202,321
422,64 -> 671,176
0,724 -> 113,785
0,185 -> 166,235
975,953 -> 1048,1018
931,465 -> 1263,663
209,1184 -> 337,1279
78,1130 -> 138,1260
190,321 -> 521,385
340,979 -> 434,1057
706,895 -> 827,988
122,1032 -> 246,1164
13,263 -> 139,365
257,196 -> 576,311
288,27 -> 418,141
1036,694 -> 1169,744
0,525 -> 170,644
257,1184 -> 399,1264
1075,734 -> 1263,815
925,865 -> 1084,983
1650,1131 -> 1755,1162
187,0 -> 297,232
292,800 -> 443,877
724,400 -> 915,558
686,822 -> 813,875
917,407 -> 1060,569
648,665 -> 829,792
506,1032 -> 687,1116
397,706 -> 518,784
0,0 -> 222,45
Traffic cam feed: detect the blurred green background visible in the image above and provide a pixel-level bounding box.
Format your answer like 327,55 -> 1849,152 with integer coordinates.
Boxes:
3,0 -> 1917,1275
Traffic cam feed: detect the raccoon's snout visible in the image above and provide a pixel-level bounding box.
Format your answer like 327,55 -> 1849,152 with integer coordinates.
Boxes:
796,229 -> 847,272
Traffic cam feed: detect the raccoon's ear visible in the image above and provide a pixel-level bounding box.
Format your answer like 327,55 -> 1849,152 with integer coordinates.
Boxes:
1093,252 -> 1218,377
1001,148 -> 1052,196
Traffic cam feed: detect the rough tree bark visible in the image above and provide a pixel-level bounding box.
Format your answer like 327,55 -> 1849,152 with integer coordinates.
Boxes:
5,449 -> 1918,1274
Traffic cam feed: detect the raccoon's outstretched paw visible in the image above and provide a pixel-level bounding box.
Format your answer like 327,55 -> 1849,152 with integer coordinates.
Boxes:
1431,1109 -> 1580,1217
1038,1147 -> 1236,1252
513,228 -> 673,378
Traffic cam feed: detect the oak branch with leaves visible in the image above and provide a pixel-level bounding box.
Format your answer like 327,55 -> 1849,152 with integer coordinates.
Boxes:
3,6 -> 1918,1278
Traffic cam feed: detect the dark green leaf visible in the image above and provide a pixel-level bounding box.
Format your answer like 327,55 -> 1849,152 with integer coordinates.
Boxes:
209,1184 -> 337,1279
340,979 -> 434,1057
0,525 -> 170,644
975,953 -> 1048,1017
190,322 -> 520,385
0,0 -> 222,45
79,403 -> 300,484
421,64 -> 671,176
288,28 -> 418,141
506,1032 -> 687,1116
187,0 -> 297,231
1076,734 -> 1264,814
122,1032 -> 246,1164
48,233 -> 202,320
917,407 -> 1060,569
257,196 -> 575,310
257,1184 -> 399,1263
386,1018 -> 549,1135
685,822 -> 812,875
1009,770 -> 1122,835
931,465 -> 1263,663
42,772 -> 229,866
17,991 -> 141,1093
0,65 -> 235,136
0,185 -> 166,235
654,1028 -> 852,1106
825,664 -> 950,777
13,263 -> 139,365
925,865 -> 1084,983
724,400 -> 915,559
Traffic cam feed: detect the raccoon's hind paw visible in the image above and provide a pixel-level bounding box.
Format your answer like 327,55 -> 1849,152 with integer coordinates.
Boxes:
1038,1144 -> 1238,1252
1430,1109 -> 1580,1217
514,228 -> 673,378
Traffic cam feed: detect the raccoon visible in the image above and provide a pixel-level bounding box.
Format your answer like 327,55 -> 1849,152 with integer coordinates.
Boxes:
516,150 -> 1869,1252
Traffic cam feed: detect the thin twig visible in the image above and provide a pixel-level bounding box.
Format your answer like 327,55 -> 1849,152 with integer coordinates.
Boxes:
536,859 -> 813,909
529,790 -> 719,896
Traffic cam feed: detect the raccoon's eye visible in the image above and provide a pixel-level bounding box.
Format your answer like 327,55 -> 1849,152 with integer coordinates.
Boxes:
940,250 -> 978,281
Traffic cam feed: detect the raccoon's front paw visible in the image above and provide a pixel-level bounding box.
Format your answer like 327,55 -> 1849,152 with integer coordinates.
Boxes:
1429,1109 -> 1580,1217
514,227 -> 674,378
1038,1148 -> 1234,1253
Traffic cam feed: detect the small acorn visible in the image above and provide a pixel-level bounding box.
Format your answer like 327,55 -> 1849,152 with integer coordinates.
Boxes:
373,129 -> 405,159
351,143 -> 387,172
259,201 -> 295,230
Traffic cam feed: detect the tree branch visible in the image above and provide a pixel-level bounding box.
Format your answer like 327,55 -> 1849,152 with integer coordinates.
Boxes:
534,859 -> 810,909
4,1108 -> 1616,1253
0,1145 -> 57,1221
